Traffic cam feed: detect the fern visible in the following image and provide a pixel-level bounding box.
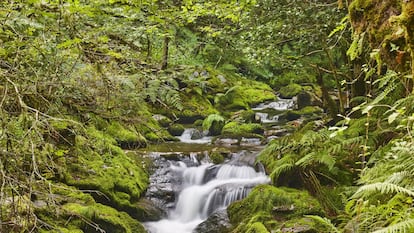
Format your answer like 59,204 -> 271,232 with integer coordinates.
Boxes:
352,182 -> 414,198
269,155 -> 295,181
372,219 -> 414,233
347,32 -> 365,61
144,76 -> 183,110
306,215 -> 341,233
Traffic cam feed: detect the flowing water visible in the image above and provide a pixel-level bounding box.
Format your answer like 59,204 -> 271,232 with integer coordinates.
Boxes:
145,154 -> 269,233
144,98 -> 294,232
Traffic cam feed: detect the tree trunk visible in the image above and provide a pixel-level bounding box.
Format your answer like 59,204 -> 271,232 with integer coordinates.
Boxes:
352,61 -> 366,96
325,49 -> 345,114
161,36 -> 170,70
316,66 -> 339,121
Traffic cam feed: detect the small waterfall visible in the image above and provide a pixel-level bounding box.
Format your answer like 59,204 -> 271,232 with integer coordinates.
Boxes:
177,128 -> 212,144
252,98 -> 295,111
145,155 -> 269,233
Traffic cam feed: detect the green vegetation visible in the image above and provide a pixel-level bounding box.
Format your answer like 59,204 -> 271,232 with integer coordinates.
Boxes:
2,0 -> 414,232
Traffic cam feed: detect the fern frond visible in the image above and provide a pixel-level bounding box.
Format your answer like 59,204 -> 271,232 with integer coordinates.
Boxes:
295,152 -> 315,168
306,215 -> 341,233
269,157 -> 295,180
372,218 -> 414,233
352,182 -> 414,198
386,171 -> 413,185
318,152 -> 336,170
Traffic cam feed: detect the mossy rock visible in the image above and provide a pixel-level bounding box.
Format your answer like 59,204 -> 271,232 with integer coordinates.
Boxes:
279,83 -> 303,98
283,106 -> 324,122
168,124 -> 185,136
216,83 -> 276,111
106,121 -> 147,149
63,203 -> 146,233
152,114 -> 173,127
194,119 -> 204,126
36,185 -> 150,233
222,122 -> 264,136
203,114 -> 225,136
227,185 -> 324,232
135,117 -> 177,142
209,151 -> 225,164
279,217 -> 319,233
175,93 -> 218,123
64,127 -> 149,219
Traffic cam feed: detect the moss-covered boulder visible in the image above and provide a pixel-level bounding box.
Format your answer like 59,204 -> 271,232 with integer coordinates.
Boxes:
216,82 -> 276,112
152,114 -> 173,127
227,185 -> 324,233
106,121 -> 147,149
168,124 -> 185,136
209,150 -> 225,164
222,122 -> 264,137
135,117 -> 178,142
203,114 -> 225,136
63,203 -> 146,233
279,83 -> 303,98
63,126 -> 150,220
282,106 -> 324,122
172,92 -> 218,123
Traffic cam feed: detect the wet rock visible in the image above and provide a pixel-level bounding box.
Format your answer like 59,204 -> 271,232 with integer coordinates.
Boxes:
214,138 -> 239,146
240,137 -> 262,147
190,129 -> 204,140
264,127 -> 290,137
144,154 -> 180,213
194,209 -> 232,233
297,91 -> 312,109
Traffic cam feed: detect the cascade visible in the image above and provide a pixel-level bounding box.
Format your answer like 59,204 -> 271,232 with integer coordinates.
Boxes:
177,128 -> 212,144
145,153 -> 269,233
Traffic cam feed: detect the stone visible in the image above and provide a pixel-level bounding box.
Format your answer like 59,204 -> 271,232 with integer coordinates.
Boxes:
194,209 -> 232,233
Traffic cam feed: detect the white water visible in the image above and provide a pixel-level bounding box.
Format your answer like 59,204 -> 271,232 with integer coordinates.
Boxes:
177,128 -> 212,144
255,112 -> 280,123
252,98 -> 295,111
145,161 -> 270,233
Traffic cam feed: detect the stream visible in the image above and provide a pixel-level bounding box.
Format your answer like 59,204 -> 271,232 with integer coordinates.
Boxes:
143,98 -> 295,233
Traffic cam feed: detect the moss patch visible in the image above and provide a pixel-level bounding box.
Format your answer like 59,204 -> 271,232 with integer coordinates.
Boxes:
279,83 -> 303,98
63,203 -> 146,233
203,114 -> 225,136
64,126 -> 149,219
222,122 -> 264,137
227,185 -> 323,232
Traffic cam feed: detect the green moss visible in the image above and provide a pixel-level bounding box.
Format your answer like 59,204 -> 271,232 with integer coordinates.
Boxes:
194,119 -> 204,126
63,203 -> 146,233
227,185 -> 324,232
284,106 -> 324,121
279,217 -> 319,233
245,222 -> 270,233
279,83 -> 303,98
209,151 -> 225,164
135,117 -> 177,142
239,110 -> 257,123
203,114 -> 225,136
106,121 -> 146,149
222,122 -> 264,136
64,126 -> 149,219
216,83 -> 276,111
168,124 -> 185,136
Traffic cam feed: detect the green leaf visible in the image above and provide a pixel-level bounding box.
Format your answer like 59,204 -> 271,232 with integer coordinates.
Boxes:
388,112 -> 399,124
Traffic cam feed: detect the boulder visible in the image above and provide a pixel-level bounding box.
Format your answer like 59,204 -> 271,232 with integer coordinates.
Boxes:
194,209 -> 232,233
